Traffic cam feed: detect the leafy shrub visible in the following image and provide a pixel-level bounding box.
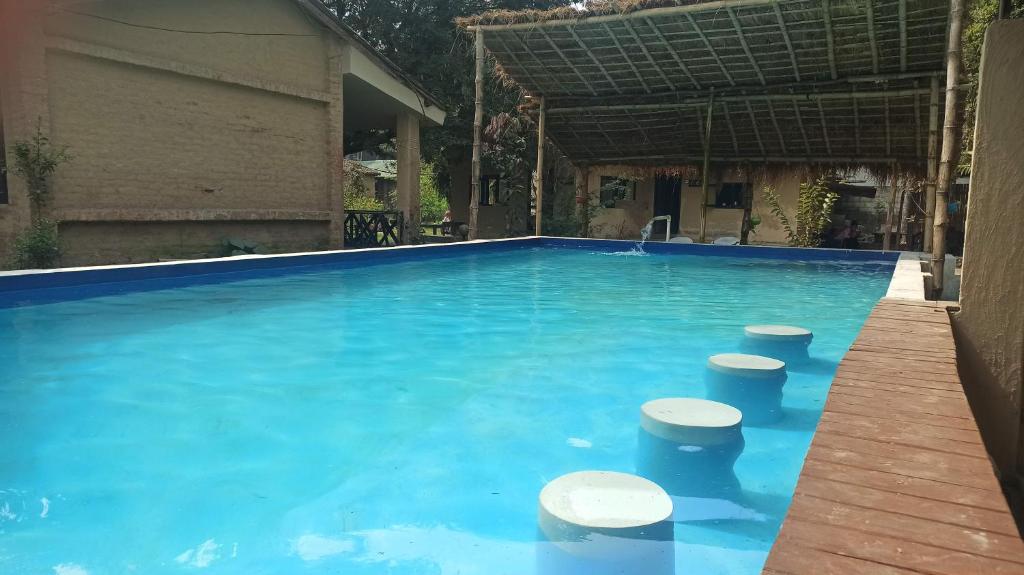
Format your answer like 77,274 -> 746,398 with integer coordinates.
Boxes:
13,121 -> 71,208
764,178 -> 839,248
12,219 -> 60,269
221,238 -> 263,257
419,163 -> 449,223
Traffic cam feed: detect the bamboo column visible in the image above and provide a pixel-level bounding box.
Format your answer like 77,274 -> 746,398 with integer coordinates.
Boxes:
924,76 -> 940,251
534,96 -> 547,236
932,0 -> 965,297
575,165 -> 589,237
883,169 -> 898,252
470,28 -> 484,240
698,92 -> 715,243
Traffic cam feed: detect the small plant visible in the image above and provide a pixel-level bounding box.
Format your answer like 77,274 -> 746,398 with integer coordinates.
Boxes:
8,120 -> 71,269
13,120 -> 71,210
11,219 -> 60,269
764,178 -> 839,248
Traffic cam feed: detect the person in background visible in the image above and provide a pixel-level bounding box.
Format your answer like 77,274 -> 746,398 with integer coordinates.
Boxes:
840,220 -> 861,250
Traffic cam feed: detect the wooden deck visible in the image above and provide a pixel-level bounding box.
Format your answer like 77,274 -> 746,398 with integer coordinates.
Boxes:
763,299 -> 1024,575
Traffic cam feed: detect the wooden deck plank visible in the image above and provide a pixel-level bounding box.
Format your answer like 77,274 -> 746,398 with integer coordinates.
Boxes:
763,300 -> 1023,574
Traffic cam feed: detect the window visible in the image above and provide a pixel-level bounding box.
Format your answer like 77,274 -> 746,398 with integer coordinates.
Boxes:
599,176 -> 637,207
480,175 -> 501,206
0,91 -> 7,205
715,183 -> 746,209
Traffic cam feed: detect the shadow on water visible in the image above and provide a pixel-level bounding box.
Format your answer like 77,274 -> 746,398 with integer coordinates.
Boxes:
670,489 -> 793,544
786,357 -> 838,376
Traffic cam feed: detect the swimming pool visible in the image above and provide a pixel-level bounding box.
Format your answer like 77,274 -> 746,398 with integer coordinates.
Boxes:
0,239 -> 897,575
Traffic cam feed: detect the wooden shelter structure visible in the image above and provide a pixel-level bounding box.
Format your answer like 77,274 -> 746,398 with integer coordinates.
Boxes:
460,0 -> 963,292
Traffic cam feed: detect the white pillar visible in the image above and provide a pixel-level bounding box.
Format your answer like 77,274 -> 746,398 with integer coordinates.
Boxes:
396,111 -> 421,244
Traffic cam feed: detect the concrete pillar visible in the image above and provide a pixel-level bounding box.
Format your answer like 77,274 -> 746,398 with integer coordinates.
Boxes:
396,111 -> 421,244
326,40 -> 346,249
954,19 -> 1024,497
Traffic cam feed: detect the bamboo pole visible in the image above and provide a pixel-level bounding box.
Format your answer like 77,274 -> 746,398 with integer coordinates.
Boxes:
534,95 -> 547,236
924,75 -> 939,252
576,165 -> 589,237
883,169 -> 898,251
470,28 -> 483,240
699,92 -> 715,243
931,0 -> 964,298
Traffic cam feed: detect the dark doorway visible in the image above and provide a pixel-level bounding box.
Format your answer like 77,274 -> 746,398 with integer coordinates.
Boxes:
653,176 -> 681,236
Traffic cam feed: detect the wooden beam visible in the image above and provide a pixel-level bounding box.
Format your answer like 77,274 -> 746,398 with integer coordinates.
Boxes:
766,99 -> 788,155
866,0 -> 880,74
792,98 -> 812,155
746,100 -> 767,156
622,18 -> 677,91
644,17 -> 701,90
883,168 -> 898,251
495,33 -> 572,94
696,107 -> 706,149
932,0 -> 965,296
545,87 -> 935,114
924,75 -> 940,251
487,33 -> 553,94
726,6 -> 767,85
685,12 -> 735,86
823,0 -> 839,80
722,101 -> 740,155
699,92 -> 715,243
468,0 -> 779,31
535,96 -> 547,235
470,28 -> 484,240
817,99 -> 833,156
602,22 -> 651,93
899,0 -> 909,72
568,27 -> 624,94
773,2 -> 801,82
537,28 -> 597,96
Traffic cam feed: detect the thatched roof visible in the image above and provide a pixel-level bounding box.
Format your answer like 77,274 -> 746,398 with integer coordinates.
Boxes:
460,0 -> 951,169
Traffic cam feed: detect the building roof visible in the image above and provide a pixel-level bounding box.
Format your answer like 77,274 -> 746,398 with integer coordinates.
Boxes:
460,0 -> 951,168
294,0 -> 447,112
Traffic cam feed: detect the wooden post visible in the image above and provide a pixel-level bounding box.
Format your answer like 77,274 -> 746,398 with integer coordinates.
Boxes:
924,76 -> 940,251
932,0 -> 964,297
699,92 -> 715,243
470,28 -> 484,241
883,168 -> 898,251
534,96 -> 546,236
575,165 -> 589,237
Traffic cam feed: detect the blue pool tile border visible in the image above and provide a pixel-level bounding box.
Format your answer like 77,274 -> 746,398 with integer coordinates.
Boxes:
0,237 -> 899,308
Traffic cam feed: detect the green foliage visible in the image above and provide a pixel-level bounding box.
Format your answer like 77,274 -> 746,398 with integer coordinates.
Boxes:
12,120 -> 71,210
343,164 -> 386,211
11,219 -> 60,269
960,0 -> 1024,174
419,163 -> 449,223
329,1 -> 574,194
764,178 -> 839,248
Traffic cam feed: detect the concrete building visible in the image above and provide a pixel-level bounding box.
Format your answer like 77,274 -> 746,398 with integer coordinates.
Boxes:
0,0 -> 444,266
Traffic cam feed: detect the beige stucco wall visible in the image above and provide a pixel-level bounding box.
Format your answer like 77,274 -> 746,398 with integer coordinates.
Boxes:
585,166 -> 653,240
953,19 -> 1024,496
581,164 -> 801,244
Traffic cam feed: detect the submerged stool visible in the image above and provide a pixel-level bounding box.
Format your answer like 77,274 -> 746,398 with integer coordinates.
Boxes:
537,471 -> 674,575
705,353 -> 787,426
637,398 -> 744,498
742,325 -> 813,366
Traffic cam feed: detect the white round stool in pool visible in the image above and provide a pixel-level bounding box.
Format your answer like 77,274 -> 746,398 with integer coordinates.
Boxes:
637,398 -> 745,498
537,471 -> 674,575
742,325 -> 813,365
705,354 -> 787,425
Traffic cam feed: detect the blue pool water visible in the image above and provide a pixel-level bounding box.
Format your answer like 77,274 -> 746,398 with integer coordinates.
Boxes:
0,244 -> 894,575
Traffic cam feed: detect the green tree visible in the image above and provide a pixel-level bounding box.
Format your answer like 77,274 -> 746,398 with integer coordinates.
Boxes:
326,1 -> 573,192
419,162 -> 449,223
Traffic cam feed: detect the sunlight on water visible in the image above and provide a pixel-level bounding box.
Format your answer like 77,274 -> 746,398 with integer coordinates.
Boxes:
0,247 -> 893,574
